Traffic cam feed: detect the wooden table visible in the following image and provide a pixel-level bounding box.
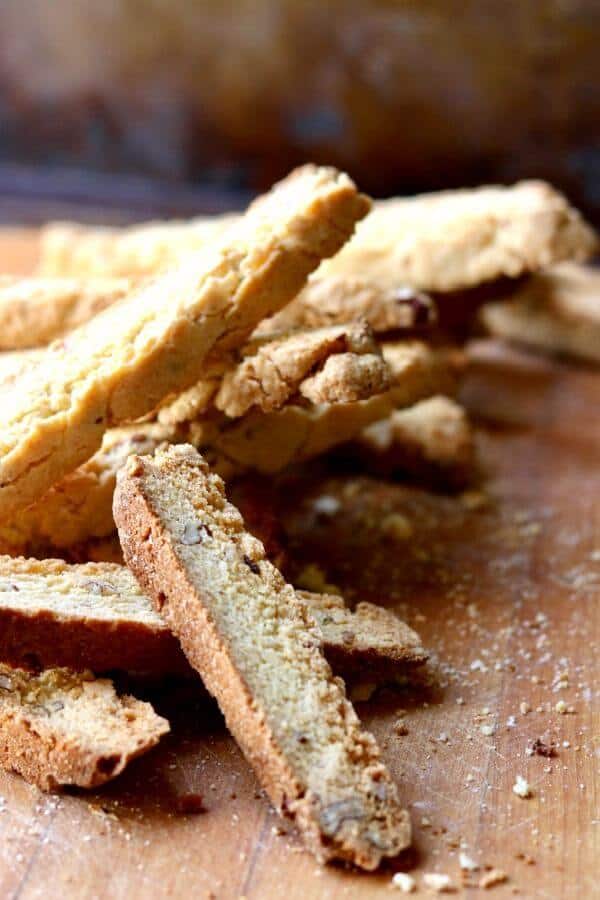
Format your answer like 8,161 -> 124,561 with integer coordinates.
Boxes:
0,231 -> 597,899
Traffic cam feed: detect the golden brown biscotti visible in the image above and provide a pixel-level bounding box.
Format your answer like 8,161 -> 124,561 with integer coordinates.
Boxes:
0,166 -> 369,516
114,444 -> 411,868
0,557 -> 427,681
0,663 -> 169,791
313,181 -> 597,294
0,423 -> 177,554
191,341 -> 457,475
38,215 -> 237,278
0,276 -> 133,350
355,395 -> 475,485
480,262 -> 600,364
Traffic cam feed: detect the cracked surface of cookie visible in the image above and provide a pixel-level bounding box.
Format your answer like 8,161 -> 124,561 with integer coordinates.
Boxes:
312,181 -> 597,294
0,276 -> 134,350
481,263 -> 600,363
191,342 -> 456,474
0,165 -> 369,516
0,662 -> 169,791
0,423 -> 177,553
114,444 -> 411,869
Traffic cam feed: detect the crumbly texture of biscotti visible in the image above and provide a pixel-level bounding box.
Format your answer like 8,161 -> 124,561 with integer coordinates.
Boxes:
0,556 -> 186,675
38,215 -> 237,278
0,423 -> 177,553
356,395 -> 475,483
0,276 -> 133,350
481,262 -> 600,363
0,557 -> 426,682
298,591 -> 427,679
158,322 -> 384,425
190,342 -> 456,474
0,165 -> 369,517
298,352 -> 390,405
312,181 -> 597,294
260,278 -> 436,334
113,445 -> 410,869
0,663 -> 169,791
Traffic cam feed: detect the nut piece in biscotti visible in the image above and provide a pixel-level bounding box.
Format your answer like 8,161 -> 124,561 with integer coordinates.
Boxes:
298,351 -> 390,405
260,279 -> 436,334
0,557 -> 427,683
355,395 -> 475,486
0,423 -> 178,555
481,262 -> 600,364
113,444 -> 411,869
38,215 -> 237,278
0,276 -> 134,350
0,165 -> 369,517
311,181 -> 597,295
190,341 -> 457,475
0,556 -> 187,676
0,663 -> 169,791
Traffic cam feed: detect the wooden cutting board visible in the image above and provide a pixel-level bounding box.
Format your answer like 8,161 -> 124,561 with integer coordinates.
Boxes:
0,230 -> 597,899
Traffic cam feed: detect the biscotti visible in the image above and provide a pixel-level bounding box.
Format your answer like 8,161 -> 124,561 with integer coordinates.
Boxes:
354,395 -> 475,485
0,276 -> 133,350
191,342 -> 457,475
0,663 -> 169,791
0,165 -> 369,517
0,556 -> 426,681
114,444 -> 411,868
481,263 -> 600,363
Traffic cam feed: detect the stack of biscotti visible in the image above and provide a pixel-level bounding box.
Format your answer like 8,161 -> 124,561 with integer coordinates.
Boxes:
0,165 -> 438,870
0,168 -> 595,870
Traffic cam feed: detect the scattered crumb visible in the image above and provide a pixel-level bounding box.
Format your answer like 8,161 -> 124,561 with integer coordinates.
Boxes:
423,872 -> 456,893
555,700 -> 568,715
519,702 -> 531,715
381,512 -> 413,541
459,851 -> 478,871
530,739 -> 557,758
479,869 -> 508,889
481,724 -> 496,737
421,816 -> 432,828
513,775 -> 532,798
392,872 -> 416,893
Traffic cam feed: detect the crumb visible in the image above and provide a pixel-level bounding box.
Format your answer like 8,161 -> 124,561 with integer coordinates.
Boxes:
481,724 -> 496,737
456,697 -> 465,706
438,732 -> 449,743
174,793 -> 206,815
459,851 -> 478,871
519,702 -> 531,715
512,775 -> 532,798
392,872 -> 416,893
555,700 -> 568,715
421,816 -> 432,828
479,869 -> 508,889
423,872 -> 456,893
531,739 -> 557,758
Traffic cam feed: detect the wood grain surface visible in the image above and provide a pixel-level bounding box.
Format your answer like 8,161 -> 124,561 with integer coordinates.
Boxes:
0,231 -> 597,899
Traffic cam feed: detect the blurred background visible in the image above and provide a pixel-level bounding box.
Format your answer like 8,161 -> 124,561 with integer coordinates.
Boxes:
1,0 -> 599,223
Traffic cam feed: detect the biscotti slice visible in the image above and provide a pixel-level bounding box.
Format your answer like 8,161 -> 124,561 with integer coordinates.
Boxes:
299,592 -> 427,680
38,215 -> 236,278
0,423 -> 178,554
481,263 -> 600,364
163,321 -> 389,424
0,557 -> 427,682
354,395 -> 475,485
0,276 -> 133,350
312,181 -> 597,294
114,445 -> 411,868
0,663 -> 169,791
191,341 -> 456,474
0,165 -> 369,517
